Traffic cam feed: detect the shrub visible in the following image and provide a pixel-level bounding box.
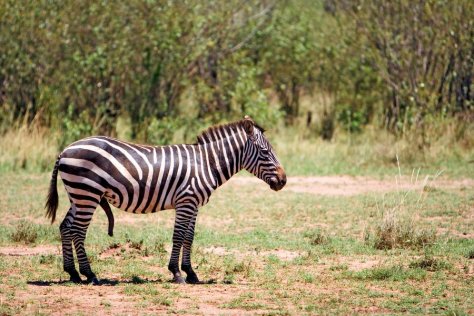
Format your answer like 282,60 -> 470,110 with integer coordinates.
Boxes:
10,220 -> 38,244
366,211 -> 436,250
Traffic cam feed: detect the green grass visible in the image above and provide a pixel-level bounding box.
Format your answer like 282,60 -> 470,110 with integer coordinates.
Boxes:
0,172 -> 472,314
348,266 -> 427,281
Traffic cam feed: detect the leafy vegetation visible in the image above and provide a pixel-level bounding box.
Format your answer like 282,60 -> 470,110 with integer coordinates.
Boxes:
0,0 -> 472,155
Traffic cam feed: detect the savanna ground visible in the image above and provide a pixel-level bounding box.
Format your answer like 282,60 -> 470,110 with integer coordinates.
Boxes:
0,164 -> 473,315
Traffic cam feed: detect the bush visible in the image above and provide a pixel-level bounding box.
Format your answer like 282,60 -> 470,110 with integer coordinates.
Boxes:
10,220 -> 38,244
365,211 -> 436,250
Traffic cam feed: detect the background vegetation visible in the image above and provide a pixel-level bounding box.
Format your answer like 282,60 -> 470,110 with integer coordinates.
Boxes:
0,0 -> 473,173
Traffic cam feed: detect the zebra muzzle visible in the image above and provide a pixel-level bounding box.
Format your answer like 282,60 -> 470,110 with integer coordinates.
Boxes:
270,166 -> 287,191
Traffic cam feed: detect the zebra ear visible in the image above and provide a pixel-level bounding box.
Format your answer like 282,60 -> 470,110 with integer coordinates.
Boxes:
243,116 -> 254,135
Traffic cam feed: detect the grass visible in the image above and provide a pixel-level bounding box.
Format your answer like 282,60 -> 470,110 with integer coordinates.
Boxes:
348,265 -> 427,281
364,160 -> 441,250
303,228 -> 329,245
10,220 -> 39,244
1,121 -> 473,178
465,248 -> 474,259
0,170 -> 472,314
365,212 -> 437,250
0,125 -> 58,172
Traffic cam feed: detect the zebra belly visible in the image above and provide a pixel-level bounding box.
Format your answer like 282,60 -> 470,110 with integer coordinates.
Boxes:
103,185 -> 176,214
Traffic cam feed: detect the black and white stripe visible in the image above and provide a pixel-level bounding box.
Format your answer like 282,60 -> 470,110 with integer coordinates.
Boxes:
45,116 -> 287,284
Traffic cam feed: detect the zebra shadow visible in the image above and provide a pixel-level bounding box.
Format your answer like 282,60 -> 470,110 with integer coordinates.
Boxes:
27,277 -> 217,286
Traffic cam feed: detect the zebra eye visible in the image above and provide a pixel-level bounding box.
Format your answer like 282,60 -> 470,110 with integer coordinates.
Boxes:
261,148 -> 270,156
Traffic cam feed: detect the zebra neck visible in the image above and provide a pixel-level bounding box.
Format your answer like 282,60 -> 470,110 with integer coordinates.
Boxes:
201,134 -> 246,189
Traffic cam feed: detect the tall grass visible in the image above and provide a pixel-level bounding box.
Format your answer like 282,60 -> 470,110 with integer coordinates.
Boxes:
0,117 -> 472,176
273,121 -> 473,177
0,123 -> 59,172
364,157 -> 439,249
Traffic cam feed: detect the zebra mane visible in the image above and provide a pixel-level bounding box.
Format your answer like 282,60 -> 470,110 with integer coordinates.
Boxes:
196,119 -> 265,145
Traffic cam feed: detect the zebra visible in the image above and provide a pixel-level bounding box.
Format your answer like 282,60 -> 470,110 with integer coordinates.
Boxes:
45,116 -> 287,284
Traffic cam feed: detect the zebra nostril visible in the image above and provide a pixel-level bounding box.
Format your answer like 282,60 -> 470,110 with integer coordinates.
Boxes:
281,178 -> 286,186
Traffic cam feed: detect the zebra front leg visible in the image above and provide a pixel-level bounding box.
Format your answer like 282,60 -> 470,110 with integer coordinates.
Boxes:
168,205 -> 195,284
181,212 -> 199,284
71,213 -> 99,285
60,208 -> 82,283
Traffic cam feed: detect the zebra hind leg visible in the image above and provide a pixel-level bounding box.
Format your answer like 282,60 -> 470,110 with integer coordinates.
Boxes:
60,207 -> 82,283
181,213 -> 200,284
168,206 -> 195,284
70,205 -> 100,285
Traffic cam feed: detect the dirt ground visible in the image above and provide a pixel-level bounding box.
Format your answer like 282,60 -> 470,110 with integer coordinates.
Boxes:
229,175 -> 474,196
1,175 -> 472,315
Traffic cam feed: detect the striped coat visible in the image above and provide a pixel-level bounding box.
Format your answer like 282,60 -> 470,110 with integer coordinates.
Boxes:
46,116 -> 286,284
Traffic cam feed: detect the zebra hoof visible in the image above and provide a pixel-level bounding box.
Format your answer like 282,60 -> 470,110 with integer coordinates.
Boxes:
69,275 -> 83,284
186,274 -> 200,284
67,270 -> 82,284
87,277 -> 101,285
173,274 -> 186,284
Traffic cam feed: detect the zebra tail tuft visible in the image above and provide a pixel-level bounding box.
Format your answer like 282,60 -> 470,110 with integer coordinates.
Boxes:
45,156 -> 60,224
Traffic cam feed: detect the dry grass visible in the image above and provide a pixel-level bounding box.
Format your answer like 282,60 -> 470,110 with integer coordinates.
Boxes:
0,124 -> 58,172
10,220 -> 38,244
367,212 -> 436,250
364,157 -> 440,250
0,115 -> 473,177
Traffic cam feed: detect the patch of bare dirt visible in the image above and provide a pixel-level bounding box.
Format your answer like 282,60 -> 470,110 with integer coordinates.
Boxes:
436,227 -> 474,239
4,282 -> 271,316
14,285 -> 159,316
353,306 -> 392,314
99,242 -> 143,259
0,245 -> 59,256
228,176 -> 474,196
322,256 -> 382,272
173,285 -> 262,315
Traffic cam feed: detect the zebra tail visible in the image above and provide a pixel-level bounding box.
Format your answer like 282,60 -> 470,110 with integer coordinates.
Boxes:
45,156 -> 60,224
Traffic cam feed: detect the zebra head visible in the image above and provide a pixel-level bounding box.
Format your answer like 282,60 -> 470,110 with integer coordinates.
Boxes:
242,116 -> 287,191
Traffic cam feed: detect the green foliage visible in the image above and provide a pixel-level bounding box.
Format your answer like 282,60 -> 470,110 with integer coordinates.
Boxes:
346,0 -> 474,136
0,0 -> 472,145
146,117 -> 182,146
61,105 -> 93,147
